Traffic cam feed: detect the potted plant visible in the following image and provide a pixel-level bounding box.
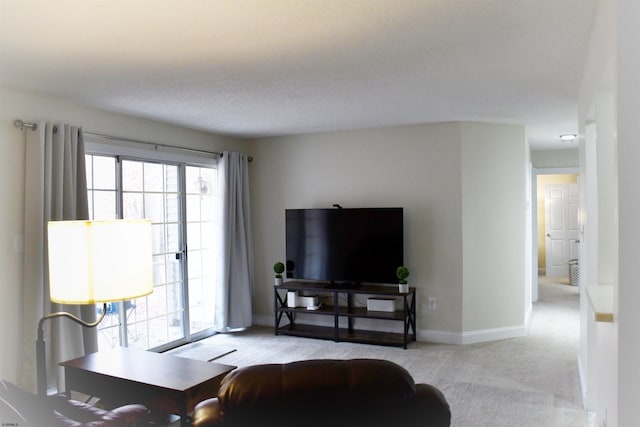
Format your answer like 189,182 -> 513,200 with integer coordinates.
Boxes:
396,266 -> 410,293
273,261 -> 285,286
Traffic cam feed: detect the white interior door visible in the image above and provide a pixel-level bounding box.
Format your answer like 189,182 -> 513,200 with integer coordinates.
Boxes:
545,183 -> 580,277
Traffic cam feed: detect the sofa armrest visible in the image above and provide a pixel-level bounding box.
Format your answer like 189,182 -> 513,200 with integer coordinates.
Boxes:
48,395 -> 150,427
413,383 -> 451,427
192,398 -> 223,427
1,379 -> 150,427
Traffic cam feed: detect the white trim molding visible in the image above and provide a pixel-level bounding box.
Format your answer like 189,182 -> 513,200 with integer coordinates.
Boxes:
461,324 -> 528,345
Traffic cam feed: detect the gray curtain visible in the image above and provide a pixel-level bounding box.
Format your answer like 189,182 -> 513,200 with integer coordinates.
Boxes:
214,151 -> 254,331
21,122 -> 95,393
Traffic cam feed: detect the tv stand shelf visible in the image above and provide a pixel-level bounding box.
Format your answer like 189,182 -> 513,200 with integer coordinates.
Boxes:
274,281 -> 416,348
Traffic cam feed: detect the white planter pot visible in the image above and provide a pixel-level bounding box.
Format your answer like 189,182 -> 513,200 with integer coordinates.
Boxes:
274,277 -> 283,287
398,283 -> 409,293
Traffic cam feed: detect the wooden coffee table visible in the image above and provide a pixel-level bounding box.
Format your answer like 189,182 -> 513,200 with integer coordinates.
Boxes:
60,347 -> 236,426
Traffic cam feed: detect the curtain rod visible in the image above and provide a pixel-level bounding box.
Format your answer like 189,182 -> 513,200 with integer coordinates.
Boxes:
13,119 -> 253,161
84,131 -> 226,158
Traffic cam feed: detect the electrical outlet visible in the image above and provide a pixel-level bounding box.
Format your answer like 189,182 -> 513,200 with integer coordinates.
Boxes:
428,297 -> 437,310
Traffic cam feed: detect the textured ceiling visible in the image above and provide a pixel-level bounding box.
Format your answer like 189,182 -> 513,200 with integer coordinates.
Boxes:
0,0 -> 597,150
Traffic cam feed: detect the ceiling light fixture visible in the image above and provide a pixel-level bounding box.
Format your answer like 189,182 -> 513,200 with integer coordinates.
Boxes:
559,134 -> 577,142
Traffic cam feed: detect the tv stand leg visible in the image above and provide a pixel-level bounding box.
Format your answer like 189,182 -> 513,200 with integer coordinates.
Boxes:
347,293 -> 354,332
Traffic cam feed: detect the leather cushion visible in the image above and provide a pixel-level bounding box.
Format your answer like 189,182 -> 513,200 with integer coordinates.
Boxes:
1,379 -> 149,427
217,359 -> 416,413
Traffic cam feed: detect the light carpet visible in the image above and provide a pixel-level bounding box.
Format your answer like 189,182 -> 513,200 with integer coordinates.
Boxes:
176,277 -> 588,427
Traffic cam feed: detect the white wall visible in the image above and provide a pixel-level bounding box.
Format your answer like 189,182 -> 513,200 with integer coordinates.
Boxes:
577,0 -> 640,425
616,0 -> 640,424
460,123 -> 528,339
0,87 -> 249,384
250,122 -> 465,338
531,148 -> 579,168
250,121 -> 528,344
576,0 -> 618,424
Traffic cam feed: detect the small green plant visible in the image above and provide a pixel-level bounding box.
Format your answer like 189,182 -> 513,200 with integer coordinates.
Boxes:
396,266 -> 410,284
273,261 -> 285,278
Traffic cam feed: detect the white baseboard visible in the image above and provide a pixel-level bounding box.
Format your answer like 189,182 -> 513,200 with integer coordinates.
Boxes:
577,353 -> 588,409
460,324 -> 527,344
421,324 -> 528,345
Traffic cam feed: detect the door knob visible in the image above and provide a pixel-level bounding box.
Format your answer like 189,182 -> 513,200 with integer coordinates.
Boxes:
546,233 -> 550,237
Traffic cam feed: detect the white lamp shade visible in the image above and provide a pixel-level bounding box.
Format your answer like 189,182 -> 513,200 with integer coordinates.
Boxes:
47,220 -> 153,304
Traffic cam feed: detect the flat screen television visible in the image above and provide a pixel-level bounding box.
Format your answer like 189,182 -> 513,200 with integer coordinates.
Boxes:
285,207 -> 403,285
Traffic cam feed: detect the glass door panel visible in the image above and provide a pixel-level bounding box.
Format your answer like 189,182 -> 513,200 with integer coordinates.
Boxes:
185,166 -> 217,336
122,159 -> 185,350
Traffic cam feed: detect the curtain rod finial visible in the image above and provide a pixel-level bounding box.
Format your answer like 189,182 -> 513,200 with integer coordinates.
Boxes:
14,119 -> 37,131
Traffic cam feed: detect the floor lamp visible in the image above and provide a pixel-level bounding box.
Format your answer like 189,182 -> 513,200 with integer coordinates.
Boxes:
37,219 -> 153,397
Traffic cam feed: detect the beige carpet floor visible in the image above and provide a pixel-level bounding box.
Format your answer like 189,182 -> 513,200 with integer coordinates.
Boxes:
180,277 -> 588,426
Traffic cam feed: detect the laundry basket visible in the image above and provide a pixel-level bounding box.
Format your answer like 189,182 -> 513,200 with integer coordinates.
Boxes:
568,259 -> 579,286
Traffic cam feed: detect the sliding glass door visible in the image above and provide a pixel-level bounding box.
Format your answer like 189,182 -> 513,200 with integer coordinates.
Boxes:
184,165 -> 217,336
85,153 -> 218,351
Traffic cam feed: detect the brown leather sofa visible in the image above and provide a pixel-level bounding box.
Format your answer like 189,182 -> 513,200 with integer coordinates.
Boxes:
191,359 -> 451,427
1,379 -> 150,426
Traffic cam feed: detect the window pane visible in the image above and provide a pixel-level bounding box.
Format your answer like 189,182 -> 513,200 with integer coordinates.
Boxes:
185,167 -> 201,194
152,253 -> 166,283
148,285 -> 167,318
92,156 -> 116,190
123,192 -> 144,219
144,163 -> 164,192
188,249 -> 202,278
92,190 -> 117,220
97,324 -> 120,350
201,195 -> 215,221
166,282 -> 183,316
165,254 -> 181,283
145,317 -> 167,349
186,194 -> 201,222
187,223 -> 201,249
166,165 -> 179,192
130,296 -> 148,322
200,168 -> 216,190
122,160 -> 143,191
144,193 -> 164,222
165,193 -> 180,222
127,322 -> 148,350
166,223 -> 180,253
201,223 -> 215,250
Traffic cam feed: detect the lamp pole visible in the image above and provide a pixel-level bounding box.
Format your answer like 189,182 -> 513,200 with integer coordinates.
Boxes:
36,304 -> 107,396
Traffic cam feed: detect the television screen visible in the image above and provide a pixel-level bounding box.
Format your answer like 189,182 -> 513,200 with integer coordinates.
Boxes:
285,208 -> 403,285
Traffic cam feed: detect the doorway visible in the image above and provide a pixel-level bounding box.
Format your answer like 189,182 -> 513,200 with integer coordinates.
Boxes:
544,182 -> 580,278
531,168 -> 579,302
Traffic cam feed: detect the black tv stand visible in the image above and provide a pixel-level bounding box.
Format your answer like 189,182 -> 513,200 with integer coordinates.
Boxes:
274,281 -> 416,348
327,281 -> 359,289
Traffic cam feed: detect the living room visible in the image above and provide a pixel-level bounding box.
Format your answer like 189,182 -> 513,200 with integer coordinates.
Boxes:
1,1 -> 639,426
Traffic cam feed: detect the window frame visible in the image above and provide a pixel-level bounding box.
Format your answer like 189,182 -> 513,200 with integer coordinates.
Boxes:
84,135 -> 219,351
